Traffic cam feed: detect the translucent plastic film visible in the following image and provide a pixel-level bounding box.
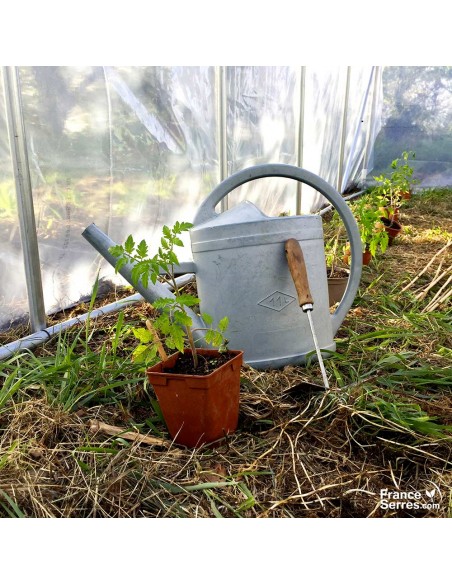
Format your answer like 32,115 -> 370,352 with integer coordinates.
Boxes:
372,66 -> 452,186
17,66 -> 219,322
0,66 -> 383,330
0,73 -> 29,329
225,66 -> 299,216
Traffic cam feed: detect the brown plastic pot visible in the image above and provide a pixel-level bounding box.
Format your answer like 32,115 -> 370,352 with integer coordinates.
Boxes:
327,269 -> 349,306
147,349 -> 243,448
380,217 -> 402,245
363,249 -> 372,265
342,248 -> 371,266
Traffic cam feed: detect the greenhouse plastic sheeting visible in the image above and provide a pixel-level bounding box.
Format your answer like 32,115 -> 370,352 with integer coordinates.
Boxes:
0,66 -> 382,330
0,74 -> 30,326
371,67 -> 452,186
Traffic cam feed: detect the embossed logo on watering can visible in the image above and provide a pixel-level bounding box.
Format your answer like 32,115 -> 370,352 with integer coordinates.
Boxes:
258,291 -> 296,311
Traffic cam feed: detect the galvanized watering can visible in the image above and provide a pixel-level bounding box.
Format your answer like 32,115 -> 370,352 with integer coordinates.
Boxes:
83,164 -> 362,370
189,164 -> 362,370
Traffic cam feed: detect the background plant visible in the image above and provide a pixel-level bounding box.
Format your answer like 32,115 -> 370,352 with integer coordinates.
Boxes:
372,150 -> 418,215
323,210 -> 349,276
390,150 -> 418,196
350,194 -> 389,257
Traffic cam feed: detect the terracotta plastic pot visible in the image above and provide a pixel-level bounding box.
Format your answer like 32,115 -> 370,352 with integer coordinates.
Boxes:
327,269 -> 349,306
147,349 -> 243,448
342,248 -> 371,266
380,217 -> 402,245
362,249 -> 372,265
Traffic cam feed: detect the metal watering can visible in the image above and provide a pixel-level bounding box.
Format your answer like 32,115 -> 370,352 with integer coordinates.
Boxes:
189,164 -> 362,369
82,164 -> 362,370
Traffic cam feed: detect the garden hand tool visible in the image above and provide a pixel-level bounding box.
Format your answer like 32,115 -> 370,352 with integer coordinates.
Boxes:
285,238 -> 330,389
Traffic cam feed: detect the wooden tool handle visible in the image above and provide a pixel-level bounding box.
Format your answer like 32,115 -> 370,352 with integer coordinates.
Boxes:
285,238 -> 314,307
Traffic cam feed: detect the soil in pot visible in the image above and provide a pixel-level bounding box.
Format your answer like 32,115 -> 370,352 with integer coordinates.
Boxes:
147,349 -> 243,448
164,350 -> 233,375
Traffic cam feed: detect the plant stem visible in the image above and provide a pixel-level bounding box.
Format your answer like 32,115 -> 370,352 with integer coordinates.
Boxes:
170,261 -> 198,369
329,227 -> 342,278
186,326 -> 198,369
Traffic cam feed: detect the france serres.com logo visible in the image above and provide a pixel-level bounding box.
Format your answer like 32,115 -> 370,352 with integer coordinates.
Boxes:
380,483 -> 441,511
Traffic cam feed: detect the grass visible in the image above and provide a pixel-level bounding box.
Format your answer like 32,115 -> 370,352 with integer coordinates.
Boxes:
0,189 -> 451,518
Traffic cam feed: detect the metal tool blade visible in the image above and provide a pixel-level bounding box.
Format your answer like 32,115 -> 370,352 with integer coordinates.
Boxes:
306,310 -> 330,389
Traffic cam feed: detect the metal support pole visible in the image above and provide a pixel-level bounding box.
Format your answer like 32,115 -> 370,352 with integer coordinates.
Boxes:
2,66 -> 47,332
296,66 -> 306,215
215,66 -> 228,212
337,66 -> 351,193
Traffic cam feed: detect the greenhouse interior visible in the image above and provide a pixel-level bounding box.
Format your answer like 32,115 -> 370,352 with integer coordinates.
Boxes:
0,65 -> 451,519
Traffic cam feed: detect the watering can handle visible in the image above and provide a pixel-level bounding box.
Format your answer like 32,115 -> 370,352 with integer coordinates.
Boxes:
193,163 -> 362,335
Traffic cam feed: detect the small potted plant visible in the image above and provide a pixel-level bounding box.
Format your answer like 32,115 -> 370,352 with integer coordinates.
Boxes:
390,150 -> 418,200
348,194 -> 389,264
110,221 -> 243,448
373,150 -> 418,224
323,210 -> 350,306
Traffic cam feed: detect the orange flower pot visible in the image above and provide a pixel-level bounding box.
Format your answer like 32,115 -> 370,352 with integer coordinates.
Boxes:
342,248 -> 371,266
380,217 -> 402,245
362,249 -> 372,265
147,349 -> 243,448
327,269 -> 349,306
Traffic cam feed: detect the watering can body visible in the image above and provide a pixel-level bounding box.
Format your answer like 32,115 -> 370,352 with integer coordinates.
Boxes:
190,164 -> 363,370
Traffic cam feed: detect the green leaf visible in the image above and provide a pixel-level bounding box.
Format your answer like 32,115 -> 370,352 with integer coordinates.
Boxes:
205,330 -> 217,345
168,251 -> 179,265
132,327 -> 153,343
130,265 -> 141,287
137,240 -> 148,258
173,310 -> 193,327
109,244 -> 123,257
173,237 -> 184,247
132,344 -> 158,364
177,294 -> 200,307
154,312 -> 172,335
180,222 -> 194,231
114,257 -> 127,274
218,316 -> 229,332
202,312 -> 213,325
124,235 -> 135,254
166,324 -> 186,352
153,297 -> 176,311
162,225 -> 171,238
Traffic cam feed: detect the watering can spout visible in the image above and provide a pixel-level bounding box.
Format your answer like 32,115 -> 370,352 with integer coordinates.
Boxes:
81,223 -> 207,347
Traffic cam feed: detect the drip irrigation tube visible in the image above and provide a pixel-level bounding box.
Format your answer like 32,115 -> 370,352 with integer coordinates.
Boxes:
0,274 -> 195,361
